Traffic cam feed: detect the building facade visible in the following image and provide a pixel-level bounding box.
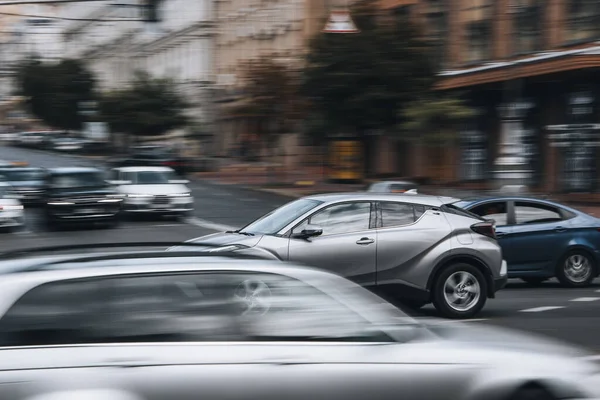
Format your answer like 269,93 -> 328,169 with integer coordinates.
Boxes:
213,0 -> 333,166
61,0 -> 215,154
378,0 -> 600,195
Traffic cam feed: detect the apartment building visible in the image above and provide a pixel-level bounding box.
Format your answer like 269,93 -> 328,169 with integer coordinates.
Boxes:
378,0 -> 600,196
61,0 -> 214,154
213,0 -> 331,164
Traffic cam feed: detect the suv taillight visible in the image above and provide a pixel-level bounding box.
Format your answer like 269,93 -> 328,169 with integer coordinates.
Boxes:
471,221 -> 496,239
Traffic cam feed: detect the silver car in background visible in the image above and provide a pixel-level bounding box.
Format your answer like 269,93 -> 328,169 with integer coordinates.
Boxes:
174,193 -> 508,319
0,246 -> 596,400
108,166 -> 194,217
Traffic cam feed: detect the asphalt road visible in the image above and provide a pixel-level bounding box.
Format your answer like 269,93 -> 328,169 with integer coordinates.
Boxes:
2,145 -> 600,353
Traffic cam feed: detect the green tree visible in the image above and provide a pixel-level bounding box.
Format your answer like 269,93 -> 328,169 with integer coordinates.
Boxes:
400,95 -> 478,144
232,54 -> 304,158
400,94 -> 478,182
14,58 -> 95,131
99,71 -> 189,144
302,0 -> 435,139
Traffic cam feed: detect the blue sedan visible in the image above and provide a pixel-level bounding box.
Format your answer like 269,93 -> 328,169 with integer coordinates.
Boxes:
453,196 -> 600,287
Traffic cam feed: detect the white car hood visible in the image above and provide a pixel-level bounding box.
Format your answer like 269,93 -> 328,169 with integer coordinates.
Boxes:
118,184 -> 190,196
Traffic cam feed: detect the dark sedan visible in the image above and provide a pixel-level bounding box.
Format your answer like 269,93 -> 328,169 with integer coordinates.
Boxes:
453,196 -> 600,287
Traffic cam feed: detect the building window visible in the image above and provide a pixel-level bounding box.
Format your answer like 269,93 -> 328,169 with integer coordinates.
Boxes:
512,0 -> 543,54
462,0 -> 494,63
565,0 -> 600,43
424,0 -> 449,69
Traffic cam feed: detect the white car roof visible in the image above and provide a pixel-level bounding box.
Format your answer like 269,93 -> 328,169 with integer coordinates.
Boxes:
115,166 -> 174,173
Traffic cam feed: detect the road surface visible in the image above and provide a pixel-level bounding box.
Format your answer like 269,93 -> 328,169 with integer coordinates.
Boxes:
1,145 -> 600,353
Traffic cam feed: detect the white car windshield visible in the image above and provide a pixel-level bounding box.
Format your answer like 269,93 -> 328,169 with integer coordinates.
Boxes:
240,199 -> 323,235
130,171 -> 176,185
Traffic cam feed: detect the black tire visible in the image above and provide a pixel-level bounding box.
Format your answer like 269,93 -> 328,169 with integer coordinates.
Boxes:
556,249 -> 596,288
509,386 -> 555,400
432,263 -> 488,319
521,277 -> 547,286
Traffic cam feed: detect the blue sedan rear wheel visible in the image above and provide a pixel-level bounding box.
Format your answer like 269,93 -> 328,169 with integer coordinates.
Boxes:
556,250 -> 595,288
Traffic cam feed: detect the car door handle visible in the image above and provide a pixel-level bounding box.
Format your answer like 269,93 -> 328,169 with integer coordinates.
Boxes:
555,226 -> 567,233
356,237 -> 375,245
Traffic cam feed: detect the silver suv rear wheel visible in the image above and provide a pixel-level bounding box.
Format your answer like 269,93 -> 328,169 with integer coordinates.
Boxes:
432,263 -> 487,319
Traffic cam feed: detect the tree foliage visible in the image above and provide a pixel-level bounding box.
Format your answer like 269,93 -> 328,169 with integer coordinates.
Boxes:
14,58 -> 95,131
303,0 -> 436,137
99,71 -> 189,138
400,95 -> 478,144
232,55 -> 304,148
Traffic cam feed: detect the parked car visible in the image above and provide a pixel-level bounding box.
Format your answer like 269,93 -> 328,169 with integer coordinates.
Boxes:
171,193 -> 508,319
51,137 -> 85,152
366,180 -> 419,193
0,243 -> 596,400
0,167 -> 46,205
453,196 -> 600,287
0,181 -> 24,231
17,131 -> 44,148
110,145 -> 194,176
42,167 -> 123,229
108,166 -> 193,217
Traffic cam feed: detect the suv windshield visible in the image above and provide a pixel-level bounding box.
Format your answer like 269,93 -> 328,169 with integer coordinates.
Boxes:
0,169 -> 44,182
130,171 -> 175,184
240,199 -> 323,235
50,172 -> 105,189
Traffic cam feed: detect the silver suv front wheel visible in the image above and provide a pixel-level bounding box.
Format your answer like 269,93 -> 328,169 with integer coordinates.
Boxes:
432,263 -> 488,319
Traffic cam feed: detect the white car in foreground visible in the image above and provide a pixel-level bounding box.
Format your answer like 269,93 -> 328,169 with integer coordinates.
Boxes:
108,166 -> 194,217
0,182 -> 24,231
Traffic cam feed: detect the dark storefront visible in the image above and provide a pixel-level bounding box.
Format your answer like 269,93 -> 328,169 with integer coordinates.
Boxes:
548,87 -> 600,193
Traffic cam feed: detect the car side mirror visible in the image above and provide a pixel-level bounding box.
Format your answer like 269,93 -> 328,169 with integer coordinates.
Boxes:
292,224 -> 323,240
169,179 -> 190,184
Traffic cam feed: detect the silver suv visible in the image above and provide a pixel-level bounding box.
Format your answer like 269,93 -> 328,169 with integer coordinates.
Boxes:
174,193 -> 508,318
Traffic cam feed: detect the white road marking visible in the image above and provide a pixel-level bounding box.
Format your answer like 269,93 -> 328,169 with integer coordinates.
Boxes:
519,306 -> 566,313
14,230 -> 34,236
185,217 -> 237,232
570,297 -> 600,302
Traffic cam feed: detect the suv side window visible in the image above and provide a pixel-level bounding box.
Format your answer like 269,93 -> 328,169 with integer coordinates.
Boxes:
379,202 -> 420,227
0,279 -> 104,346
514,201 -> 562,225
302,202 -> 372,236
468,201 -> 509,226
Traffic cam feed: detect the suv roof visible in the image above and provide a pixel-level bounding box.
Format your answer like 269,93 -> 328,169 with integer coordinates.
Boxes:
305,192 -> 459,207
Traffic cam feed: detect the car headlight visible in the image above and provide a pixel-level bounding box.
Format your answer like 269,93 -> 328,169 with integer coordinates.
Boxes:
48,201 -> 74,206
1,205 -> 23,211
127,194 -> 153,198
169,193 -> 191,197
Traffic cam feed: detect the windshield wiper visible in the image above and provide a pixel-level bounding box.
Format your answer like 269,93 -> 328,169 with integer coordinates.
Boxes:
225,229 -> 255,236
